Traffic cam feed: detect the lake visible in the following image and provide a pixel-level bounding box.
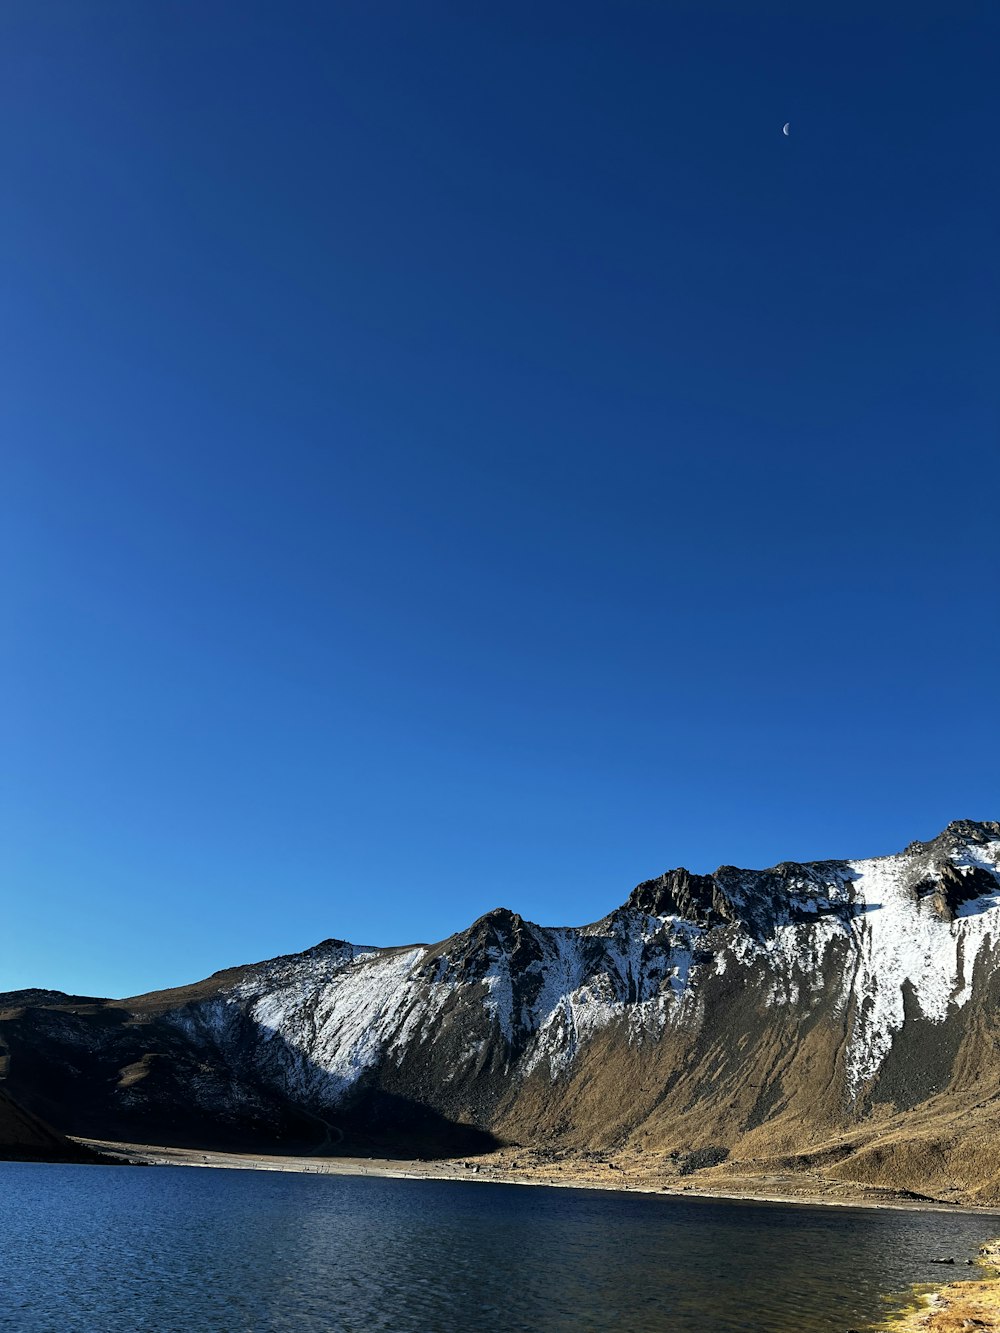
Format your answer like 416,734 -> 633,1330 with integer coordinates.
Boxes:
1,1163 -> 992,1331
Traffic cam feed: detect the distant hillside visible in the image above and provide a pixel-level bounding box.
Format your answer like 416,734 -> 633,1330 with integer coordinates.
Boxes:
3,820 -> 1000,1200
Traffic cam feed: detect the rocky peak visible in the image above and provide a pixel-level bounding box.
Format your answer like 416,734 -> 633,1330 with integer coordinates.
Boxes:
944,818 -> 1000,841
624,858 -> 857,938
625,868 -> 730,926
891,823 -> 999,921
905,819 -> 1000,856
438,907 -> 545,982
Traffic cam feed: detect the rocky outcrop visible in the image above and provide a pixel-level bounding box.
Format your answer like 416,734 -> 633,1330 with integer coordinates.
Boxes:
626,868 -> 730,926
2,821 -> 1000,1196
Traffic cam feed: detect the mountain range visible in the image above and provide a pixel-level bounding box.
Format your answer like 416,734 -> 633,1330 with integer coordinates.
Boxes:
3,819 -> 1000,1203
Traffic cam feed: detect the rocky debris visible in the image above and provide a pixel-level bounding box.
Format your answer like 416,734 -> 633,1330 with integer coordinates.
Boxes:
677,1146 -> 730,1176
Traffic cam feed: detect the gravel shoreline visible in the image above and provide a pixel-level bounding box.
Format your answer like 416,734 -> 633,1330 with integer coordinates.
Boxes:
76,1138 -> 1000,1216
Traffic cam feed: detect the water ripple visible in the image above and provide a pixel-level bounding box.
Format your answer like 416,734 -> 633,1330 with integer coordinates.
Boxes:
0,1164 -> 991,1332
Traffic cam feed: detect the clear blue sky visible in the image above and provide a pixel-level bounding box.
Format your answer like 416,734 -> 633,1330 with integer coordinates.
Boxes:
2,2 -> 997,998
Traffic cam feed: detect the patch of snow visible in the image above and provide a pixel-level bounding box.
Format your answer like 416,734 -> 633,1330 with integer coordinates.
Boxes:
842,844 -> 1000,1090
245,947 -> 430,1102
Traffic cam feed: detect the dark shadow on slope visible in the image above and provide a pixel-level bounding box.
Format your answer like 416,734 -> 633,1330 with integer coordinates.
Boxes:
0,1086 -> 108,1164
220,1016 -> 502,1160
0,994 -> 501,1162
317,1089 -> 500,1160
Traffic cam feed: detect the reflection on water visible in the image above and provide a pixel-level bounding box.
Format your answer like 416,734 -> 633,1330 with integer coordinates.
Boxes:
0,1162 -> 991,1331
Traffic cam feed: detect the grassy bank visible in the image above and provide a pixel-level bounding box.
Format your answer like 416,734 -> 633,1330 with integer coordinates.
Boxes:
869,1241 -> 1000,1331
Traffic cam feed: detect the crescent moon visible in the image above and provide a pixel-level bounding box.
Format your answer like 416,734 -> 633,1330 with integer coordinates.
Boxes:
782,122 -> 790,136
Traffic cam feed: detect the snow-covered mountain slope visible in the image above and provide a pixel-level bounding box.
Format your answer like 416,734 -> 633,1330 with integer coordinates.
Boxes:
3,821 -> 1000,1195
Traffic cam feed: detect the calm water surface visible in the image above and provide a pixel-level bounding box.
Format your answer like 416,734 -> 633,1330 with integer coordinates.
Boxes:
1,1163 -> 993,1331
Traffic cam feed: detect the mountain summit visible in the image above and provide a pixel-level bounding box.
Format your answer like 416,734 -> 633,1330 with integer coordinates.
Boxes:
3,821 -> 1000,1200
